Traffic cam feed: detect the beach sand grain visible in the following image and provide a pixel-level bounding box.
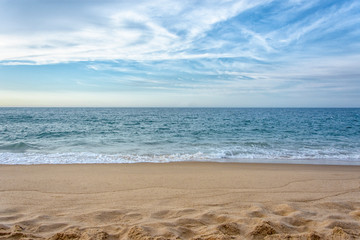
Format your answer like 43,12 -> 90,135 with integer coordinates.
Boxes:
0,162 -> 359,239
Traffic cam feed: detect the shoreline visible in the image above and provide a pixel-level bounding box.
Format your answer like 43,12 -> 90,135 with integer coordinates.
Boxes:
1,162 -> 360,239
2,158 -> 360,166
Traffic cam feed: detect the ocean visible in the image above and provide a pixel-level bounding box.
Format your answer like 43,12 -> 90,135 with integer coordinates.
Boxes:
0,108 -> 359,165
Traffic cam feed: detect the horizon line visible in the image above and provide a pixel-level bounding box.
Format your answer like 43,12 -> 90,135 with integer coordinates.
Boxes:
1,106 -> 359,109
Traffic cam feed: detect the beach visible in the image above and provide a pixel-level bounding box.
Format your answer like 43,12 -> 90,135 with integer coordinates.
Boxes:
2,0 -> 360,238
1,162 -> 360,239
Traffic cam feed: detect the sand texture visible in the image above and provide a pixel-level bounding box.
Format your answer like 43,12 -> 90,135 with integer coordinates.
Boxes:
0,162 -> 360,240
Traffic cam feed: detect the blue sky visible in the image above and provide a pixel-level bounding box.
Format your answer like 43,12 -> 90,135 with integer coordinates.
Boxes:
0,0 -> 359,107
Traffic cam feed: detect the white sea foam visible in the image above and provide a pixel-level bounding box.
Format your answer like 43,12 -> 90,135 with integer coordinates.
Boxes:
1,151 -> 360,165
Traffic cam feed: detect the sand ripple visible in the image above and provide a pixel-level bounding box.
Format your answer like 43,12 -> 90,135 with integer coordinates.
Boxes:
1,202 -> 360,240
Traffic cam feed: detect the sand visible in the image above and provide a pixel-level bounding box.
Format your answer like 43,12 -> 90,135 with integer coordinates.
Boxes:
0,162 -> 360,240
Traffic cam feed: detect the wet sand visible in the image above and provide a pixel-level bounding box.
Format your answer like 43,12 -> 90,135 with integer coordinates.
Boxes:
0,162 -> 360,239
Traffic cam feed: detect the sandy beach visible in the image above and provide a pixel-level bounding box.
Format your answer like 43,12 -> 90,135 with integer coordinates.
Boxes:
0,162 -> 360,239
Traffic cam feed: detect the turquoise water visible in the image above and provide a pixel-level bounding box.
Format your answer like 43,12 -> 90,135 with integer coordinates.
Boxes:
0,108 -> 359,165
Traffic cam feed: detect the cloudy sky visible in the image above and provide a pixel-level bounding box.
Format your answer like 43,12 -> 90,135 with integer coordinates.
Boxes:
0,0 -> 359,107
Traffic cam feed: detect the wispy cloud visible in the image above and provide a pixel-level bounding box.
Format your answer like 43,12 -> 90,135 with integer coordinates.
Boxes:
0,0 -> 270,64
0,0 -> 359,106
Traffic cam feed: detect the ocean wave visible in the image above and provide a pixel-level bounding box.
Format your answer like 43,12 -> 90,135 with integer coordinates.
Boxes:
0,142 -> 39,152
1,151 -> 360,165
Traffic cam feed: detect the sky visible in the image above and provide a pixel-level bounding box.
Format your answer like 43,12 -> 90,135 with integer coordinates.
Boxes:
0,0 -> 359,107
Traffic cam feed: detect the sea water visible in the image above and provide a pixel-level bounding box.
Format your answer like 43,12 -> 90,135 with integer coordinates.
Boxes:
0,108 -> 359,165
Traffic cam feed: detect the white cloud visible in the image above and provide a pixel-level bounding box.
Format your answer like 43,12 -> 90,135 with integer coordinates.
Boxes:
274,1 -> 360,45
0,0 -> 271,65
